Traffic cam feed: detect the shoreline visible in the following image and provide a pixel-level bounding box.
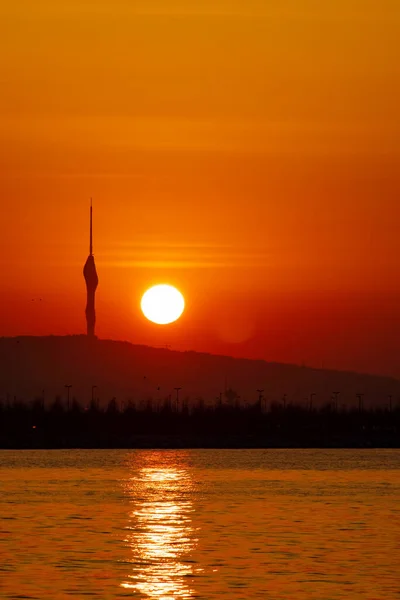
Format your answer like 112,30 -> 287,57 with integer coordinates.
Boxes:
1,433 -> 399,450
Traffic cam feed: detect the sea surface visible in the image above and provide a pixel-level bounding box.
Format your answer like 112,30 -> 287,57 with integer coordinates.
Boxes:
0,449 -> 399,599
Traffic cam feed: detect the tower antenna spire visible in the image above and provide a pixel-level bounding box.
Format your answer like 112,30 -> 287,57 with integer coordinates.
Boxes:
90,198 -> 93,256
84,199 -> 99,338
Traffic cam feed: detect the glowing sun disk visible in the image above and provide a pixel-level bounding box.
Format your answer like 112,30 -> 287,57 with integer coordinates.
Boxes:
141,285 -> 185,325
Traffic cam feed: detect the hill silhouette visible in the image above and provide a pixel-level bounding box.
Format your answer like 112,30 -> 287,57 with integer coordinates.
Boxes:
0,336 -> 398,410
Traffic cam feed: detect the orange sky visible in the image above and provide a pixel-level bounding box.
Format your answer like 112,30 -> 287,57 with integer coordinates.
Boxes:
0,0 -> 399,376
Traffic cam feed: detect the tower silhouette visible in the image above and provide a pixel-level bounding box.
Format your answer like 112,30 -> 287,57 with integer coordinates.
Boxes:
83,201 -> 99,337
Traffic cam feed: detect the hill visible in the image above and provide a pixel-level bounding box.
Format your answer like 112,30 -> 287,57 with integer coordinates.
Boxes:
0,336 -> 398,410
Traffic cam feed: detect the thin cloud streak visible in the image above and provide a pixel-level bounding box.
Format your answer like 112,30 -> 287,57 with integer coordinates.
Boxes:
112,241 -> 235,250
3,116 -> 396,157
99,260 -> 237,269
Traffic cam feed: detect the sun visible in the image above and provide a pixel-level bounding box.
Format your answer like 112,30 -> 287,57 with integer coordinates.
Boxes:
141,284 -> 185,325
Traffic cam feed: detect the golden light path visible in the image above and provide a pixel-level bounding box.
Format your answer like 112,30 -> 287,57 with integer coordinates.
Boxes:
141,284 -> 185,325
121,453 -> 199,599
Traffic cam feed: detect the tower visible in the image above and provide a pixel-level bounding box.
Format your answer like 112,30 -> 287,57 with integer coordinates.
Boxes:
83,201 -> 99,337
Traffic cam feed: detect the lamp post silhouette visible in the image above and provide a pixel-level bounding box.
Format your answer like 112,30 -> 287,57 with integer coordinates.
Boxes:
356,393 -> 364,413
282,394 -> 287,410
174,387 -> 182,412
310,393 -> 316,411
65,385 -> 72,411
256,389 -> 264,411
91,385 -> 97,408
388,395 -> 392,412
332,391 -> 340,412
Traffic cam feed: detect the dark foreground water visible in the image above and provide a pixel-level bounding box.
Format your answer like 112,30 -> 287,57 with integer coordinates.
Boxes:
0,450 -> 399,599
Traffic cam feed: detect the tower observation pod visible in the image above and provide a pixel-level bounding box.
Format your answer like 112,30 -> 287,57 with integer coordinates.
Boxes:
83,201 -> 99,337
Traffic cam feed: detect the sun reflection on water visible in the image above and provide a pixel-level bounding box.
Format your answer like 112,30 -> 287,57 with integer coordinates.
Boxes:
121,453 -> 198,599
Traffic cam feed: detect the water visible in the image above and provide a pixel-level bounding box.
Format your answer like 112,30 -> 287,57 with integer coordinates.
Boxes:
0,450 -> 399,599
